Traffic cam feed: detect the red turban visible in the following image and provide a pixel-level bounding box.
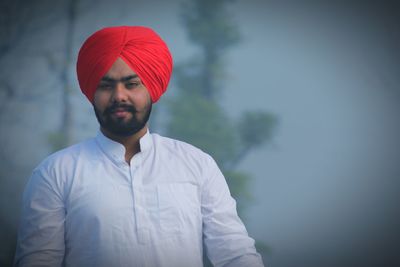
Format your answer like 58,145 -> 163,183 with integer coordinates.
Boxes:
76,26 -> 173,103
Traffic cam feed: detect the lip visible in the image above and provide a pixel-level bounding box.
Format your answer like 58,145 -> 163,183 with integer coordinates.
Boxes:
111,110 -> 130,118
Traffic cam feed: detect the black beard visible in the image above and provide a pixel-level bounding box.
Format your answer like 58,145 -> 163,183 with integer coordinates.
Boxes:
94,102 -> 152,137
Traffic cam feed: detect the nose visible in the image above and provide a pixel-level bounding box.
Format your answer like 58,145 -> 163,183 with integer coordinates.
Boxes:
112,82 -> 128,102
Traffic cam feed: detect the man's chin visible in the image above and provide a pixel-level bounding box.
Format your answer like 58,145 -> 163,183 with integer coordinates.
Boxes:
102,121 -> 146,137
94,104 -> 151,137
103,127 -> 140,137
110,118 -> 131,126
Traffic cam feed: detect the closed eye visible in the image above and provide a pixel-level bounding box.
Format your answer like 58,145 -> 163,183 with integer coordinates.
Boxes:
98,83 -> 113,90
125,81 -> 141,89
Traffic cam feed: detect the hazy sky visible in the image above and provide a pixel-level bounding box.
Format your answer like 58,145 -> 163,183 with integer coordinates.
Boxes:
226,2 -> 400,266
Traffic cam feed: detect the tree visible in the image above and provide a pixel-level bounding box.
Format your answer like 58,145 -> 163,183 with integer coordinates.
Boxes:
165,0 -> 278,264
0,1 -> 79,265
0,0 -> 79,150
47,0 -> 78,150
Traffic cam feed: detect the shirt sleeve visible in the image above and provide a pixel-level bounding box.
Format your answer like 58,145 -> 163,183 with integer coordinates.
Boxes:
201,156 -> 265,267
14,169 -> 66,267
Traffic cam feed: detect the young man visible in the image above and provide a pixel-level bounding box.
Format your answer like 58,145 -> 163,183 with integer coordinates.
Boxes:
14,26 -> 264,267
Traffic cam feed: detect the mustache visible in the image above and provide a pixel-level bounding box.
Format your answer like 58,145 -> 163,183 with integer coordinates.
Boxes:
104,103 -> 136,115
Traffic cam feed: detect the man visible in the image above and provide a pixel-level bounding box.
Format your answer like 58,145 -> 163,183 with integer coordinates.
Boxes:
14,26 -> 264,267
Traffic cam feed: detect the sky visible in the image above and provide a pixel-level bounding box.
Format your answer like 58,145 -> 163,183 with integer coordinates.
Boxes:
227,2 -> 400,266
1,1 -> 400,266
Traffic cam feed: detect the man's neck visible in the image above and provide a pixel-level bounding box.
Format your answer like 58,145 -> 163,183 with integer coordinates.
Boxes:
100,126 -> 148,164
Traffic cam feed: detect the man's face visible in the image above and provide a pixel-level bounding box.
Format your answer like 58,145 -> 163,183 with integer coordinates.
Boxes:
93,57 -> 152,137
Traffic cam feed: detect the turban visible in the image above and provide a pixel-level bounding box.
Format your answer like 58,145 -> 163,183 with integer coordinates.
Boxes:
76,26 -> 173,103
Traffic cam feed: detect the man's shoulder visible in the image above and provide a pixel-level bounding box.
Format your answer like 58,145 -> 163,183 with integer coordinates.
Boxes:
34,137 -> 96,174
151,133 -> 208,156
150,133 -> 215,165
150,133 -> 218,179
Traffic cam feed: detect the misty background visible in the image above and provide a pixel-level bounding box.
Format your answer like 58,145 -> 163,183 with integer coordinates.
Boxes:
1,1 -> 400,267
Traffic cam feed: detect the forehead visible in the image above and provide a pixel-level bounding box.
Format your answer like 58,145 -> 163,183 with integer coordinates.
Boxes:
103,57 -> 137,79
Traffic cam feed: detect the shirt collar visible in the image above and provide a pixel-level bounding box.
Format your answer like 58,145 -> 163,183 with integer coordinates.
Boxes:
95,128 -> 152,163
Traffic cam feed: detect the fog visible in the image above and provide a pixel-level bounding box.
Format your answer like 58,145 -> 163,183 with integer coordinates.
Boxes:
1,1 -> 399,266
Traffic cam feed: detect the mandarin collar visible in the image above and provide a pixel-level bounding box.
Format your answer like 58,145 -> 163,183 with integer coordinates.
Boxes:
95,129 -> 152,163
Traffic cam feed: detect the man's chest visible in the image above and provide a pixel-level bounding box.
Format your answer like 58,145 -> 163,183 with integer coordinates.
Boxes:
63,162 -> 202,243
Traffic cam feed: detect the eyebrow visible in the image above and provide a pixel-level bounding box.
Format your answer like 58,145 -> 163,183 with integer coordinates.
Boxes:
100,74 -> 139,83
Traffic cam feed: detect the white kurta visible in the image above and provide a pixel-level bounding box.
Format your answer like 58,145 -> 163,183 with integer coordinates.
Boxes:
14,130 -> 264,267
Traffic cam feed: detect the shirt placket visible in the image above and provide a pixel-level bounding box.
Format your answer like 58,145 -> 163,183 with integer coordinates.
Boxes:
130,154 -> 150,246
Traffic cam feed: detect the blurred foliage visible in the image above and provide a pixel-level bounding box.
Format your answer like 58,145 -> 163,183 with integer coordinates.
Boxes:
180,0 -> 240,52
238,111 -> 278,149
47,131 -> 69,152
170,0 -> 278,214
178,0 -> 241,99
167,0 -> 278,265
166,92 -> 238,167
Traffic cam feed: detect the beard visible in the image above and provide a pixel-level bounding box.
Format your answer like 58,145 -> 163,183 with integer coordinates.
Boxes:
94,101 -> 152,137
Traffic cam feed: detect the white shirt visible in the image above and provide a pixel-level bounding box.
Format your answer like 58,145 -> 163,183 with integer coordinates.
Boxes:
15,130 -> 264,267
